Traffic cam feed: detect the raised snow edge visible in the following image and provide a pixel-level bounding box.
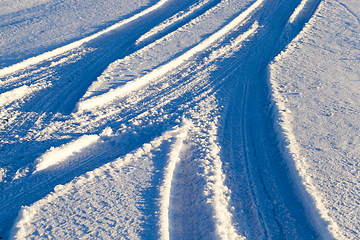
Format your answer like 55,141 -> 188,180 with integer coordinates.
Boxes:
0,0 -> 171,78
76,0 -> 265,112
267,54 -> 341,240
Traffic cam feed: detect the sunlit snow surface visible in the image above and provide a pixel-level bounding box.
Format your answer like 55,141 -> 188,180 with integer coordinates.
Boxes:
0,0 -> 359,239
0,0 -> 152,69
270,0 -> 360,238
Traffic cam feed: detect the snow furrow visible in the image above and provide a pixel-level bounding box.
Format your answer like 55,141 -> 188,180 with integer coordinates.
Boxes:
76,0 -> 265,112
0,0 -> 172,78
136,0 -> 217,44
158,120 -> 190,240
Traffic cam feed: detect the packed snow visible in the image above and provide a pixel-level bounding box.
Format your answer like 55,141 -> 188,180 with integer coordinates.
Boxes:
0,0 -> 359,239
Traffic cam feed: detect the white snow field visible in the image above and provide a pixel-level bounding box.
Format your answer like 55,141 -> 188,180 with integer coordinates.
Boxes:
0,0 -> 359,239
270,0 -> 360,238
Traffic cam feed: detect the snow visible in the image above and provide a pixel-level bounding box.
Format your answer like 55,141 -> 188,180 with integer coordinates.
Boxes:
34,134 -> 100,172
0,82 -> 51,107
1,0 -> 360,239
0,0 -> 152,69
269,0 -> 360,238
158,120 -> 190,240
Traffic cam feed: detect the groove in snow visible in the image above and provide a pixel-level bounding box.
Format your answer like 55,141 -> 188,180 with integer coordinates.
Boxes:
269,39 -> 341,240
77,0 -> 264,112
0,0 -> 172,78
158,119 -> 190,240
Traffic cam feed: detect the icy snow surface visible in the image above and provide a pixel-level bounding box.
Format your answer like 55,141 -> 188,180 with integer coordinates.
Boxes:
0,0 -> 359,239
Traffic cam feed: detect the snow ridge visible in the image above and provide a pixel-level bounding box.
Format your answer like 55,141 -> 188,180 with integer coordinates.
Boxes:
205,121 -> 243,240
0,82 -> 51,108
77,0 -> 265,112
268,51 -> 341,239
34,135 -> 100,173
158,120 -> 190,240
288,0 -> 320,24
0,0 -> 171,78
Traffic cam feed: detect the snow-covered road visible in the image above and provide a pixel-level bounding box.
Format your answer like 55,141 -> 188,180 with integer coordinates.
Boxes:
0,0 -> 358,239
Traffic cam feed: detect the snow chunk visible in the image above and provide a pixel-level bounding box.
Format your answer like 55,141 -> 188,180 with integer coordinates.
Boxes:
13,167 -> 30,181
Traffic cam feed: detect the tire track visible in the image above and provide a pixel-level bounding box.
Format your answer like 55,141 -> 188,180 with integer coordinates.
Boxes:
77,0 -> 264,112
0,0 -> 328,238
0,0 -> 173,78
158,120 -> 190,240
221,0 -> 325,238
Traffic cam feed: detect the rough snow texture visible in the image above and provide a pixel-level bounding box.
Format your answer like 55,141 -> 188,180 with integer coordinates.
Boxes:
34,134 -> 100,172
0,0 -> 151,69
270,0 -> 360,238
11,136 -> 160,239
1,0 -> 359,239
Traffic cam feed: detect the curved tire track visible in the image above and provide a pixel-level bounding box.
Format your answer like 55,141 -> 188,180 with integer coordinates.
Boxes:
0,0 -> 328,239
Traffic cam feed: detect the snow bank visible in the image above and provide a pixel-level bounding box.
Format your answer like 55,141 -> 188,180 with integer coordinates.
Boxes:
268,66 -> 339,239
268,0 -> 360,237
34,135 -> 100,172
